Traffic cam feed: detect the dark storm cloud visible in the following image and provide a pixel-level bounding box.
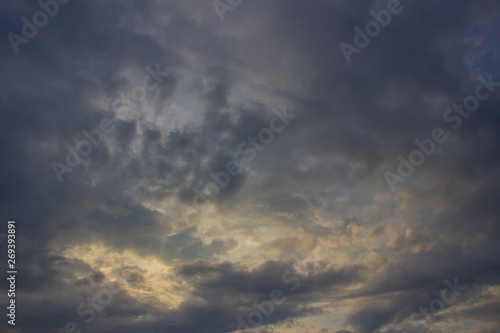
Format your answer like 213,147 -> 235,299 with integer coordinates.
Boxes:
339,243 -> 500,331
22,259 -> 359,333
1,0 -> 499,332
0,0 -> 241,330
171,259 -> 361,333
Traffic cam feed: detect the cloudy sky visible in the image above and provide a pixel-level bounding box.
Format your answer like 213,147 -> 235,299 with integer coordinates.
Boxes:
1,0 -> 500,332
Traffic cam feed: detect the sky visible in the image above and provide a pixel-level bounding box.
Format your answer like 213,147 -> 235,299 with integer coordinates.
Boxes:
1,0 -> 500,332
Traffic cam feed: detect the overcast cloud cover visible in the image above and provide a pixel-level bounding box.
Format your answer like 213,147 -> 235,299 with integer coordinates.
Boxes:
1,0 -> 500,332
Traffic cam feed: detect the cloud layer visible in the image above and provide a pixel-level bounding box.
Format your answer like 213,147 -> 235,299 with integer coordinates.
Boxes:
1,0 -> 499,332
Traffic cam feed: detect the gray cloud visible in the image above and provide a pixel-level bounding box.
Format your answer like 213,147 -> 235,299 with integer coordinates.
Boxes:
1,0 -> 499,332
